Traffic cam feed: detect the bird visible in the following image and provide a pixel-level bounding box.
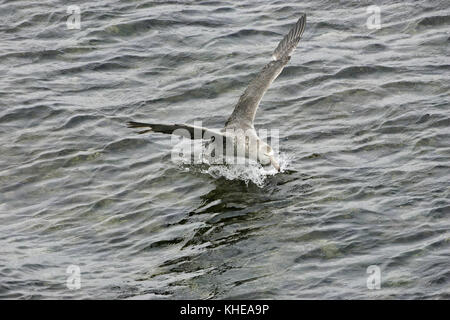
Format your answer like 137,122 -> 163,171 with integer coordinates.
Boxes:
127,14 -> 307,172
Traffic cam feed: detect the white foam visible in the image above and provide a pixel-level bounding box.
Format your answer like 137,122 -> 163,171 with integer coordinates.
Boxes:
172,139 -> 290,187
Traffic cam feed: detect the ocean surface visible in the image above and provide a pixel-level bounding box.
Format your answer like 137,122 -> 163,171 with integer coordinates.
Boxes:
1,0 -> 449,299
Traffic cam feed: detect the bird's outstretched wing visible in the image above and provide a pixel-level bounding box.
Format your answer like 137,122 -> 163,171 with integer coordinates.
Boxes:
127,121 -> 225,140
225,14 -> 307,129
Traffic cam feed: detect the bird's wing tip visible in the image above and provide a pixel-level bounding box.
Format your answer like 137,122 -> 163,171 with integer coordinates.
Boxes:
126,121 -> 137,128
127,121 -> 153,132
271,13 -> 307,61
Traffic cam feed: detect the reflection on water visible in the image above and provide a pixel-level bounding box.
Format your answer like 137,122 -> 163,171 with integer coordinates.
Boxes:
0,0 -> 449,299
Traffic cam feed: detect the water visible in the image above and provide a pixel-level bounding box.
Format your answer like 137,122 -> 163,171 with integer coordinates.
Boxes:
0,0 -> 449,299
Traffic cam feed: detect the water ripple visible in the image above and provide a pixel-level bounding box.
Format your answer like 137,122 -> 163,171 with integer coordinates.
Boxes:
0,0 -> 449,300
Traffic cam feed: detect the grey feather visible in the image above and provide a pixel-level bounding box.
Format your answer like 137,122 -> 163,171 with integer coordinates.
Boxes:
225,14 -> 307,129
272,14 -> 306,61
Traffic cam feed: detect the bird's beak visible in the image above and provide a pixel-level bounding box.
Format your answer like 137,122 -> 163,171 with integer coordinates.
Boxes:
270,156 -> 281,172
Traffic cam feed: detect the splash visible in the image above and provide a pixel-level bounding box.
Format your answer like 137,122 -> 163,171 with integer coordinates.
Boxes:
172,139 -> 289,187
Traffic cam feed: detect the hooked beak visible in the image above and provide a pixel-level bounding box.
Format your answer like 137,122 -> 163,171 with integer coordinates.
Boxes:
270,156 -> 281,172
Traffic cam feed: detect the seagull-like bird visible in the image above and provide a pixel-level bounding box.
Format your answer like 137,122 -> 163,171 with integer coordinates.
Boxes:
128,14 -> 307,172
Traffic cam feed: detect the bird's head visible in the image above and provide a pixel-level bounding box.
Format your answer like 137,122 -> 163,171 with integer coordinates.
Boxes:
258,143 -> 280,172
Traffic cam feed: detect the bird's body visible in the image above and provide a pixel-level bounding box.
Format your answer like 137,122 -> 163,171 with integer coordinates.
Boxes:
128,14 -> 307,171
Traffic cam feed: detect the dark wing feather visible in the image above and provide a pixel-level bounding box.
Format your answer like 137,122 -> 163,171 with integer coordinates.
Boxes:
127,121 -> 224,140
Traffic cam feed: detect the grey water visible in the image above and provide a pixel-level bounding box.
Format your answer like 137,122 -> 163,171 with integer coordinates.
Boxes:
0,0 -> 449,299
